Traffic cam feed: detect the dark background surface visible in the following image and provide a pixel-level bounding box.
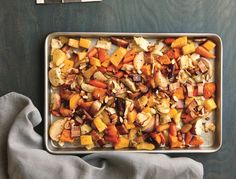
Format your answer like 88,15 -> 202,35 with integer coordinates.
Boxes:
0,0 -> 235,178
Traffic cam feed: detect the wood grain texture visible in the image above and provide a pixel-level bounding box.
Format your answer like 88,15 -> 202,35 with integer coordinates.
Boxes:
0,0 -> 236,178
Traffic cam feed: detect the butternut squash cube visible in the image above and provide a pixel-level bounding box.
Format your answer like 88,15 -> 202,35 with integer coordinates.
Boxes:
68,38 -> 80,48
61,59 -> 74,73
182,43 -> 195,55
171,36 -> 188,48
114,137 -> 129,150
93,117 -> 107,132
79,38 -> 91,49
202,40 -> 216,51
78,52 -> 87,60
69,93 -> 81,110
168,108 -> 178,118
90,57 -> 101,67
127,109 -> 137,124
80,135 -> 93,145
110,47 -> 127,67
124,121 -> 136,129
204,98 -> 217,111
136,142 -> 155,150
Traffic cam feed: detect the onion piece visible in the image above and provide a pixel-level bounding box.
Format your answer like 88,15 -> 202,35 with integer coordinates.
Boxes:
169,82 -> 180,91
176,100 -> 184,109
133,51 -> 145,74
198,60 -> 208,73
134,37 -> 150,52
142,116 -> 155,133
197,83 -> 204,96
186,84 -> 194,97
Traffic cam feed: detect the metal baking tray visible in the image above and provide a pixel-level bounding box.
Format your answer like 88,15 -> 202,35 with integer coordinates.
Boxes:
44,32 -> 222,154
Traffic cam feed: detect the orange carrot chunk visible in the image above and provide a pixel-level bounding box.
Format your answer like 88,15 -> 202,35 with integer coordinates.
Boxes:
89,80 -> 107,89
92,88 -> 106,100
87,47 -> 98,59
115,71 -> 124,78
195,46 -> 215,59
98,48 -> 110,62
203,82 -> 216,98
157,54 -> 171,65
123,49 -> 136,63
60,130 -> 74,143
164,38 -> 175,45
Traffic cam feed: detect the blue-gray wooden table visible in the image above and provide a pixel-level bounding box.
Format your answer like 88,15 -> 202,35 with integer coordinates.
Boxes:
0,0 -> 235,178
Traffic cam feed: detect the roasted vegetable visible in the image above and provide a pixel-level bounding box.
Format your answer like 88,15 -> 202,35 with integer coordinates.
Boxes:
134,37 -> 150,52
49,118 -> 67,142
89,80 -> 107,89
136,142 -> 155,150
52,49 -> 67,66
80,124 -> 92,135
93,117 -> 107,132
115,97 -> 126,116
92,88 -> 106,100
123,49 -> 136,63
50,92 -> 61,111
49,68 -> 64,87
111,37 -> 129,48
98,48 -> 110,62
96,40 -> 112,50
90,101 -> 102,116
204,98 -> 217,111
203,82 -> 216,98
171,36 -> 187,48
80,135 -> 93,145
202,40 -> 216,51
71,125 -> 81,138
189,135 -> 204,146
93,71 -> 107,81
90,57 -> 101,67
133,52 -> 145,74
83,66 -> 97,79
68,38 -> 80,48
69,94 -> 81,110
127,110 -> 137,124
195,46 -> 215,59
182,43 -> 195,55
110,47 -> 127,67
157,55 -> 171,65
61,59 -> 74,74
169,135 -> 182,148
81,83 -> 97,93
154,70 -> 169,88
114,137 -> 129,149
79,38 -> 91,49
60,129 -> 74,143
121,78 -> 136,92
104,124 -> 118,143
87,47 -> 98,59
173,87 -> 184,100
116,124 -> 128,135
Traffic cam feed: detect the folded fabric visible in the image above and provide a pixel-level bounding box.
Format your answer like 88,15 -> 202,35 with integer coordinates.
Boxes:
0,92 -> 203,179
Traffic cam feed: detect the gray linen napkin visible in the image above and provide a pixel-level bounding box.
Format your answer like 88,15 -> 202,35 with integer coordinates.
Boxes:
0,92 -> 203,179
